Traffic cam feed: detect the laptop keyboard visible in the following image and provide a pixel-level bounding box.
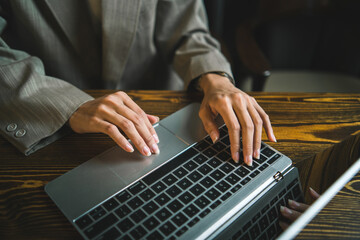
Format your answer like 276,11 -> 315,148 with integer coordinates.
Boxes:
75,125 -> 283,240
231,177 -> 303,240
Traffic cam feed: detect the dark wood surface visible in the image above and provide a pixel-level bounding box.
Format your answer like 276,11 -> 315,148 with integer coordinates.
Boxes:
1,90 -> 360,239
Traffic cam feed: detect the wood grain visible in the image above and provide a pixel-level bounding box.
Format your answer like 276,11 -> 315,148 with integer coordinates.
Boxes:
0,91 -> 360,239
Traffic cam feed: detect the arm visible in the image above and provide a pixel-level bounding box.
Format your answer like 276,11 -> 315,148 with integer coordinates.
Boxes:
155,0 -> 276,165
0,16 -> 93,155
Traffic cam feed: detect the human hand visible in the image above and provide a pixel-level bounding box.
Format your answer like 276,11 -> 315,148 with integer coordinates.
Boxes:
198,73 -> 276,166
69,91 -> 160,156
279,187 -> 320,230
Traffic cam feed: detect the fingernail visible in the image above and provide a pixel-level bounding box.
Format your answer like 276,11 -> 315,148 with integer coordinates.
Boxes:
280,206 -> 292,215
153,134 -> 160,143
233,152 -> 239,163
125,143 -> 134,152
143,146 -> 151,156
288,199 -> 300,208
272,133 -> 277,142
151,143 -> 160,154
210,131 -> 218,143
254,149 -> 260,159
246,155 -> 253,167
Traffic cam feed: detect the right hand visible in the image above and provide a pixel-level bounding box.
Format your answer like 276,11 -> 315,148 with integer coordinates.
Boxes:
69,91 -> 160,156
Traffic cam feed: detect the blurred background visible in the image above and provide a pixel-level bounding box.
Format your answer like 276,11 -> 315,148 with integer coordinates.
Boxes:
203,0 -> 360,92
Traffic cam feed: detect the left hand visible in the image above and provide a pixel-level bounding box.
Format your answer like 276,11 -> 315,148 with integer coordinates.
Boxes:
198,73 -> 276,166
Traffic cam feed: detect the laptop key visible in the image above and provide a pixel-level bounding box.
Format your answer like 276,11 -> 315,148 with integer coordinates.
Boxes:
258,163 -> 269,171
194,196 -> 211,209
130,226 -> 147,239
217,151 -> 231,161
117,217 -> 134,232
177,178 -> 192,190
159,221 -> 176,236
90,206 -> 106,220
183,204 -> 200,218
96,227 -> 120,240
203,147 -> 217,158
140,189 -> 156,201
127,196 -> 144,210
200,176 -> 216,188
103,198 -> 119,212
199,208 -> 211,218
114,205 -> 131,218
190,184 -> 205,196
156,208 -> 172,221
178,192 -> 194,205
225,173 -> 240,185
266,224 -> 276,239
188,170 -> 203,182
172,212 -> 189,227
250,170 -> 260,178
167,199 -> 184,213
230,184 -> 242,193
262,147 -> 275,158
235,167 -> 250,178
259,215 -> 269,231
215,180 -> 231,192
143,217 -> 159,231
198,164 -> 212,175
130,209 -> 146,223
220,162 -> 235,174
84,213 -> 118,239
208,157 -> 222,168
194,141 -> 210,151
166,185 -> 182,198
267,207 -> 277,222
205,188 -> 221,200
128,181 -> 147,195
155,193 -> 171,205
146,231 -> 164,240
183,160 -> 198,171
213,141 -> 225,151
250,224 -> 261,239
268,153 -> 281,164
152,181 -> 167,193
210,169 -> 225,181
116,190 -> 132,203
143,201 -> 159,214
173,167 -> 188,179
193,153 -> 208,165
240,177 -> 251,186
220,192 -> 232,201
188,217 -> 200,227
176,226 -> 189,237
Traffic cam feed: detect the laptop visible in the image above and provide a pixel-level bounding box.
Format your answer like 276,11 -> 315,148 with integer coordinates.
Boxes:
45,102 -> 303,240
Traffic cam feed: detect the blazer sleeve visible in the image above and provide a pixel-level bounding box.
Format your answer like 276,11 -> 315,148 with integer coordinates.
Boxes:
0,17 -> 93,155
155,0 -> 233,88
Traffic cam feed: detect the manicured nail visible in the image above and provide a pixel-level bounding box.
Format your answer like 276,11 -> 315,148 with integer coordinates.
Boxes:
210,131 -> 218,143
125,143 -> 134,152
254,149 -> 260,159
272,133 -> 277,142
151,143 -> 160,154
280,206 -> 292,215
288,199 -> 300,208
233,152 -> 239,163
245,155 -> 253,167
153,134 -> 160,143
143,146 -> 151,156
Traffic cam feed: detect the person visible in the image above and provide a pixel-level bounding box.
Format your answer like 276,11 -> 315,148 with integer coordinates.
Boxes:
0,0 -> 276,166
279,187 -> 321,230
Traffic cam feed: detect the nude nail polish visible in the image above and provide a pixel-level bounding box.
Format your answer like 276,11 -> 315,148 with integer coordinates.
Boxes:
143,146 -> 151,156
151,143 -> 160,154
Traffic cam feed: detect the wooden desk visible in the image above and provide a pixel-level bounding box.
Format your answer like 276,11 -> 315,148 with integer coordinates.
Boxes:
1,90 -> 360,239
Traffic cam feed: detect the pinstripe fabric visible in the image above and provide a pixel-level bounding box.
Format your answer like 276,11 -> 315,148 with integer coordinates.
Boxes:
0,0 -> 232,155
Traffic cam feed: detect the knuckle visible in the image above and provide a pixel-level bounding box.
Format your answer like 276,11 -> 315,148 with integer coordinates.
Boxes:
120,119 -> 134,131
104,124 -> 117,135
95,104 -> 107,114
243,122 -> 254,132
253,117 -> 263,127
228,122 -> 240,132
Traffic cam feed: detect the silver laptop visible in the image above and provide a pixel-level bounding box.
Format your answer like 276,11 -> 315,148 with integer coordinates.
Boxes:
45,102 -> 302,240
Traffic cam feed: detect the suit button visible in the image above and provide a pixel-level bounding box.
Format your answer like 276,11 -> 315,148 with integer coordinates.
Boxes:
15,129 -> 26,138
6,123 -> 17,132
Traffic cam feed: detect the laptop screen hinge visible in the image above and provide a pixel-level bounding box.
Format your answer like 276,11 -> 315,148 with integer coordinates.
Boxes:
273,171 -> 284,182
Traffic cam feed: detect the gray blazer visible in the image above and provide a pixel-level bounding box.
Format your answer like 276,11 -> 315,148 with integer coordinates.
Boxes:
0,0 -> 232,155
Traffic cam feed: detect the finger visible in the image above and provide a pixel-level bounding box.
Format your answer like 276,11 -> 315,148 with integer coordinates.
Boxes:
116,107 -> 159,155
216,101 -> 242,163
97,121 -> 135,153
121,93 -> 160,144
288,199 -> 310,212
309,187 -> 321,200
233,103 -> 254,166
199,105 -> 220,143
279,221 -> 290,231
252,99 -> 277,142
247,103 -> 262,159
147,114 -> 160,125
280,206 -> 302,222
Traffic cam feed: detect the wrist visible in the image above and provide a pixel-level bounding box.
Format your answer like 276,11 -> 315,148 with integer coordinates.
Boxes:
199,72 -> 234,93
